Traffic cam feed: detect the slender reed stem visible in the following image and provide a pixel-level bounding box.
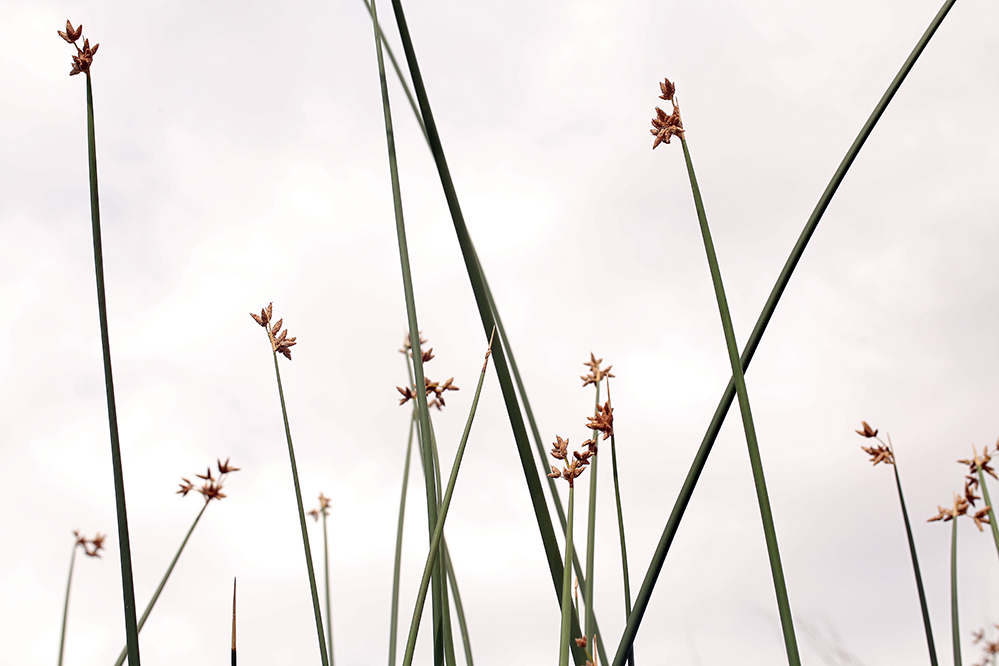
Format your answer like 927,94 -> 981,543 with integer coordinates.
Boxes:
369,0 -> 443,660
584,382 -> 601,642
951,517 -> 961,666
680,135 -> 800,665
389,411 -> 417,666
559,487 -> 576,666
383,3 -> 589,662
886,440 -> 938,666
400,336 -> 493,666
976,467 -> 999,562
322,507 -> 335,666
57,541 -> 80,666
442,540 -> 473,666
612,3 -> 957,661
606,382 -> 634,666
231,579 -> 237,666
84,71 -> 141,666
427,423 -> 457,666
270,352 -> 329,666
113,501 -> 209,666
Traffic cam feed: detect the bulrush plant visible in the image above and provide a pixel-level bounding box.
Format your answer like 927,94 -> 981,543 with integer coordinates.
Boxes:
957,443 -> 999,559
250,304 -> 329,666
111,459 -> 240,666
308,493 -> 336,666
57,531 -> 104,666
928,490 -> 985,666
59,21 -> 141,666
653,77 -> 800,666
857,422 -> 938,666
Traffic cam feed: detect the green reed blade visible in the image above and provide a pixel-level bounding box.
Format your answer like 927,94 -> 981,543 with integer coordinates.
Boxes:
369,0 -> 443,660
442,539 -> 474,666
322,508 -> 335,666
584,382 -> 601,643
384,2 -> 588,661
558,487 -> 576,666
112,501 -> 209,666
612,2 -> 958,661
681,134 -> 800,665
57,540 -> 80,666
889,446 -> 938,666
607,387 -> 634,666
389,411 -> 417,666
401,340 -> 492,666
271,353 -> 330,666
84,72 -> 141,666
951,517 -> 961,666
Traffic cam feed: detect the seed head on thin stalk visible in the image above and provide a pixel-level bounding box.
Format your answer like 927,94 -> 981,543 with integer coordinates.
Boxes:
971,624 -> 999,666
58,21 -> 99,76
586,402 -> 614,440
250,303 -> 297,359
395,338 -> 460,410
73,530 -> 106,558
650,78 -> 684,149
548,436 -> 592,489
177,458 -> 240,503
581,353 -> 614,388
308,493 -> 332,521
959,444 -> 998,481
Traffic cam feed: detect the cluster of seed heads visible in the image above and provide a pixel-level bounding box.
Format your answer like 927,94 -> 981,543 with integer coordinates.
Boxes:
396,333 -> 460,410
549,355 -> 616,488
971,624 -> 999,666
307,492 -> 332,521
650,78 -> 684,149
72,530 -> 105,558
250,303 -> 297,360
57,21 -> 99,77
177,458 -> 240,503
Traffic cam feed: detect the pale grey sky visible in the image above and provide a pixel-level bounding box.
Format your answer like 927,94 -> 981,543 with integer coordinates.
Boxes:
2,0 -> 998,665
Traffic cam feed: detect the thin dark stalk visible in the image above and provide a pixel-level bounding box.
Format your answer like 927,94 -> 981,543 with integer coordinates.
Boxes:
113,501 -> 209,666
231,579 -> 237,666
612,2 -> 957,661
680,135 -> 800,664
429,425 -> 458,666
57,541 -> 80,666
951,517 -> 961,666
584,382 -> 601,642
322,508 -> 335,666
385,2 -> 588,662
369,0 -> 443,660
400,337 -> 493,666
558,487 -> 575,666
270,352 -> 329,666
975,466 -> 999,561
442,540 -> 473,666
389,411 -> 417,666
607,382 -> 634,666
887,439 -> 938,666
84,72 -> 140,666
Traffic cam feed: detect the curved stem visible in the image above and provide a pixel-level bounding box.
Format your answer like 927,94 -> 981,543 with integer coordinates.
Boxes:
389,411 -> 417,666
57,543 -> 79,666
558,487 -> 575,666
951,517 -> 961,666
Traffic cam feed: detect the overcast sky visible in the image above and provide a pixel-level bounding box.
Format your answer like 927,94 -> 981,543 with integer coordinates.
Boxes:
2,0 -> 999,665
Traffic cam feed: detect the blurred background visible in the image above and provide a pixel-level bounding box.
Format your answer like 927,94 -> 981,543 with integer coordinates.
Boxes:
2,0 -> 998,664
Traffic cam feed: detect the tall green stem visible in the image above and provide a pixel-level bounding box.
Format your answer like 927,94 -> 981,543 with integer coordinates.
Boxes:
271,353 -> 329,666
607,385 -> 634,666
680,135 -> 800,665
612,3 -> 957,661
558,486 -> 575,666
84,72 -> 140,666
441,540 -> 473,666
322,509 -> 335,666
389,411 -> 417,666
888,448 -> 937,666
57,541 -> 80,666
112,501 -> 209,666
951,517 -> 961,666
401,341 -> 492,666
584,382 -> 601,643
369,0 -> 443,660
976,467 -> 999,562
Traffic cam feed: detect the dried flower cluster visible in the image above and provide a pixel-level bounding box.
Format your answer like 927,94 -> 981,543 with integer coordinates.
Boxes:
581,353 -> 614,388
396,334 -> 459,410
177,458 -> 240,503
58,21 -> 99,76
928,492 -> 990,532
250,303 -> 297,359
307,492 -> 332,521
547,434 -> 597,488
972,624 -> 999,666
855,421 -> 894,466
73,530 -> 106,558
586,401 -> 614,440
650,78 -> 684,149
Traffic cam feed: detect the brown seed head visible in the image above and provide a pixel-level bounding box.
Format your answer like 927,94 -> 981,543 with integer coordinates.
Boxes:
218,458 -> 241,475
86,533 -> 106,558
855,421 -> 878,438
58,20 -> 83,44
550,435 -> 569,461
659,78 -> 675,101
860,444 -> 893,466
972,506 -> 991,532
586,401 -> 614,440
177,478 -> 195,496
581,353 -> 614,387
